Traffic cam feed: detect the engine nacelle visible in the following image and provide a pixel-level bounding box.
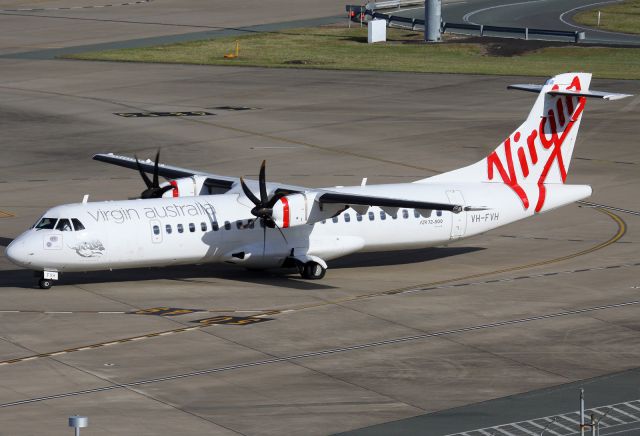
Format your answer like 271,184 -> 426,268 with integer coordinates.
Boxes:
272,192 -> 354,228
272,193 -> 309,228
160,175 -> 211,198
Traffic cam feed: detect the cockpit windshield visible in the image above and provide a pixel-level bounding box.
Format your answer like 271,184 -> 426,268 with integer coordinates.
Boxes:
34,217 -> 85,231
55,219 -> 72,231
35,217 -> 57,230
72,218 -> 85,231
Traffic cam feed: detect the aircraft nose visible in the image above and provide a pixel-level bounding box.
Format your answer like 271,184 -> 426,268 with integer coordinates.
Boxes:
5,238 -> 29,267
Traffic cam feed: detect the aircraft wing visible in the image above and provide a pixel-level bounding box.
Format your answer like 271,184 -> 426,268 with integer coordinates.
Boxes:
316,191 -> 465,213
93,153 -> 236,190
93,153 -> 309,193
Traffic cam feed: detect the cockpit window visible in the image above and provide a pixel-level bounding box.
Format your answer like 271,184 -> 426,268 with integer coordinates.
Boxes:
56,219 -> 73,232
35,217 -> 57,230
71,218 -> 85,231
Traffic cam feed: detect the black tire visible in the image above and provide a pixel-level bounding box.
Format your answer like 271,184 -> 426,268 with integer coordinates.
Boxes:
39,279 -> 52,290
302,262 -> 326,280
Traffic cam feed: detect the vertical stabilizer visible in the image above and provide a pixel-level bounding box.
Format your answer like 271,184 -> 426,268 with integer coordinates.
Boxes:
419,73 -> 594,212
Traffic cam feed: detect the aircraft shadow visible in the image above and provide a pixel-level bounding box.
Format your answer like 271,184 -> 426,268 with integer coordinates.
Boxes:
0,246 -> 482,290
331,246 -> 485,269
0,237 -> 13,247
0,264 -> 336,291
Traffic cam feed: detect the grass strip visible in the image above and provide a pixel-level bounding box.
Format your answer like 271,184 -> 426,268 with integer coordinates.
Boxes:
65,26 -> 640,80
573,0 -> 640,35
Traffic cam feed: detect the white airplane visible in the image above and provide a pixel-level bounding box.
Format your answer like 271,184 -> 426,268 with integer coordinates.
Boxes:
5,73 -> 631,289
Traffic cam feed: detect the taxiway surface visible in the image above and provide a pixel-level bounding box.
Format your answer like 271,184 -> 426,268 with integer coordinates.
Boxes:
1,1 -> 640,435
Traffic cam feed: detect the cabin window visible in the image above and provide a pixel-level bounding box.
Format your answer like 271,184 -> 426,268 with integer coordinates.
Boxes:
332,216 -> 339,223
321,220 -> 326,224
356,214 -> 362,222
177,224 -> 184,233
368,211 -> 375,221
153,225 -> 160,235
71,218 -> 85,231
35,217 -> 57,230
189,223 -> 196,233
212,221 -> 219,231
380,211 -> 386,220
56,219 -> 72,231
437,210 -> 442,216
259,219 -> 265,228
402,209 -> 409,219
248,220 -> 255,229
344,213 -> 351,223
166,224 -> 172,234
414,209 -> 420,218
201,222 -> 207,231
236,221 -> 243,229
224,221 -> 231,230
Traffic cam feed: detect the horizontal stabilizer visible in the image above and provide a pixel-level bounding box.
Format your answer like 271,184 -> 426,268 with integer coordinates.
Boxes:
508,84 -> 632,100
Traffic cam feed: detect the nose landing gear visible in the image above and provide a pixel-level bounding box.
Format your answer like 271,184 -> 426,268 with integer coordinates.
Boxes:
36,271 -> 58,289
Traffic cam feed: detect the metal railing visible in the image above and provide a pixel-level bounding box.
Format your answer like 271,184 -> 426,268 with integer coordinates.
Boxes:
345,4 -> 586,43
365,0 -> 424,9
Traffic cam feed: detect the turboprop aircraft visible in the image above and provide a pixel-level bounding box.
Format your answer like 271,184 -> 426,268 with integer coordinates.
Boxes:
5,73 -> 631,289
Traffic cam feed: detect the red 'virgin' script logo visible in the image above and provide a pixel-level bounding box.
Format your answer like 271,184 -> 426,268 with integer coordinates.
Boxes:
487,76 -> 586,212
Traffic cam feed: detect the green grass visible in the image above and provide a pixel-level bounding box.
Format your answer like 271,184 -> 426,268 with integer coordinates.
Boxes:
65,26 -> 640,79
573,0 -> 640,34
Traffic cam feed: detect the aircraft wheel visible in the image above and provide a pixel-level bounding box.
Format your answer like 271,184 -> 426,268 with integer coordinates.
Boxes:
301,261 -> 326,280
39,279 -> 52,290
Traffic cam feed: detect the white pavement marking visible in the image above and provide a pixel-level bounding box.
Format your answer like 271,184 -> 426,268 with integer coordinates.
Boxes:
612,406 -> 640,421
558,0 -> 626,35
510,422 -> 538,435
447,398 -> 640,436
624,402 -> 640,413
462,0 -> 549,24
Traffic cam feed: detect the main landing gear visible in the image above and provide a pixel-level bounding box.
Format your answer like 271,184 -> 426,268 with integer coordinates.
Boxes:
298,261 -> 326,280
285,253 -> 328,280
36,271 -> 58,289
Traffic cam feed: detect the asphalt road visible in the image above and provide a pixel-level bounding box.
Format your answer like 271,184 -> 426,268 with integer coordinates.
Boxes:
396,0 -> 640,45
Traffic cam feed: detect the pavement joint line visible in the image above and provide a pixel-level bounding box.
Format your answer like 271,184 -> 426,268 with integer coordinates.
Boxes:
2,299 -> 640,408
0,0 -> 152,12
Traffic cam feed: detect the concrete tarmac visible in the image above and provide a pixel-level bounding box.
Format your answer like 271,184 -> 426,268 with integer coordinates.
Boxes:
1,2 -> 640,435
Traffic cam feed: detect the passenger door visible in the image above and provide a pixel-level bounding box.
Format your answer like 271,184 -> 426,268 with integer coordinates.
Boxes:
446,190 -> 466,239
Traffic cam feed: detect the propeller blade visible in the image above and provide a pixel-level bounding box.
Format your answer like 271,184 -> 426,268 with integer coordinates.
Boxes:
158,184 -> 174,197
152,150 -> 160,188
262,224 -> 266,257
240,177 -> 261,206
134,155 -> 153,189
273,221 -> 288,244
259,160 -> 268,204
265,191 -> 287,209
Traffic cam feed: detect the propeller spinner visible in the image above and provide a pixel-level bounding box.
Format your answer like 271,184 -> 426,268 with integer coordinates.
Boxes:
240,160 -> 286,228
